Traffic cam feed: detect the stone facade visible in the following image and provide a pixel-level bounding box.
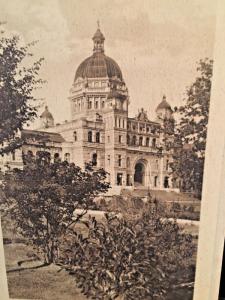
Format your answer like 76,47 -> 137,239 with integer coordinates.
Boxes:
0,27 -> 177,192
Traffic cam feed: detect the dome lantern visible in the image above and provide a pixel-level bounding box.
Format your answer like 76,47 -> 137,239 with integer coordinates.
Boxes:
92,21 -> 105,54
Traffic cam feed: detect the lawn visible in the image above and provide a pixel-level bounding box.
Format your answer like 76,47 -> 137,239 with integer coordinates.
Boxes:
5,243 -> 86,300
4,242 -> 195,300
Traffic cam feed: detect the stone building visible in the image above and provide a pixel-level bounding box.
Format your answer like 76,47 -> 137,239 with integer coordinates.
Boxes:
0,27 -> 176,192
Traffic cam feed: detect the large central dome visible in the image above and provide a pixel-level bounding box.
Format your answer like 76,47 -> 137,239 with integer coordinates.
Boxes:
74,27 -> 123,82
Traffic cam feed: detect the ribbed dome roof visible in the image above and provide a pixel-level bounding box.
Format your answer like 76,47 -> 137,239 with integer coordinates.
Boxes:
156,96 -> 172,111
74,27 -> 123,82
75,53 -> 123,81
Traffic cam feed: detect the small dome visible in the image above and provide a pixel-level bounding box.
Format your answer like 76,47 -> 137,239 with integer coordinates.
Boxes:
156,95 -> 172,111
40,106 -> 54,120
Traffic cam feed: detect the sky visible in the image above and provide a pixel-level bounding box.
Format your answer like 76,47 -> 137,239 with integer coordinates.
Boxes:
0,0 -> 217,125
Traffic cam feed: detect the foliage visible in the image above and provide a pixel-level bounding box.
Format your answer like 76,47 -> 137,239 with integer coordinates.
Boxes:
0,26 -> 44,155
2,154 -> 110,264
169,58 -> 213,196
61,201 -> 194,300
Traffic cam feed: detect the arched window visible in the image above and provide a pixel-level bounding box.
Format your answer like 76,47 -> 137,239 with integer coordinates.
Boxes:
127,135 -> 130,145
96,132 -> 100,143
64,153 -> 70,162
152,138 -> 156,148
27,150 -> 34,157
132,136 -> 137,145
73,131 -> 77,141
88,131 -> 92,143
139,136 -> 143,146
23,150 -> 34,164
37,151 -> 51,165
146,137 -> 150,147
166,159 -> 169,171
54,153 -> 60,163
92,153 -> 97,166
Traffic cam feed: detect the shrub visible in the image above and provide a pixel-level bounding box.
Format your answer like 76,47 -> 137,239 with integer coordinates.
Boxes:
2,157 -> 109,264
61,201 -> 194,300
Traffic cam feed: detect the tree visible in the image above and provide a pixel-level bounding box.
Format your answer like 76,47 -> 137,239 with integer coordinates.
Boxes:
170,58 -> 213,195
0,26 -> 44,155
61,201 -> 194,300
2,154 -> 110,264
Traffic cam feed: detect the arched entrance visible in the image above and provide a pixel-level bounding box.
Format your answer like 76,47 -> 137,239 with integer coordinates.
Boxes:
134,162 -> 145,186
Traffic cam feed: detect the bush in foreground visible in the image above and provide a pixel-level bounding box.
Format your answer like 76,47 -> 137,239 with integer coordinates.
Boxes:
2,156 -> 109,264
61,202 -> 195,300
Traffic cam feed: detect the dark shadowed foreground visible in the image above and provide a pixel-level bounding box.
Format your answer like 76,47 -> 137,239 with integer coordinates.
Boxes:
4,243 -> 194,300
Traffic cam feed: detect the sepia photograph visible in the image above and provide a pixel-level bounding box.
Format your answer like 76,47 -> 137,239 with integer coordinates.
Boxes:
0,0 -> 223,299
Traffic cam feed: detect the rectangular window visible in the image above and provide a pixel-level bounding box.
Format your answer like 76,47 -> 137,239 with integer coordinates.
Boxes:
108,155 -> 110,165
119,135 -> 122,143
118,155 -> 122,167
12,151 -> 16,161
88,101 -> 92,109
117,173 -> 123,186
108,136 -> 110,143
166,159 -> 169,171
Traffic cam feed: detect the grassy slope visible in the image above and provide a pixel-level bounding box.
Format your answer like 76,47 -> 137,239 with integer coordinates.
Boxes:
4,241 -> 196,300
5,244 -> 86,300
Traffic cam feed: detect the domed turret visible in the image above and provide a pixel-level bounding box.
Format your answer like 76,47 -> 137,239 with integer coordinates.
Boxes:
156,95 -> 173,121
40,106 -> 54,128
